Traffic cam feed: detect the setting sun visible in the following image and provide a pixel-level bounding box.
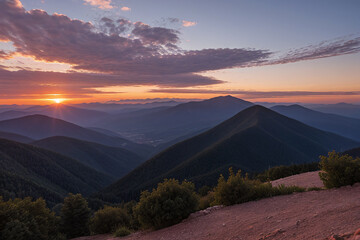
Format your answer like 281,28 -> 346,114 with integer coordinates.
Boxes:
52,99 -> 63,104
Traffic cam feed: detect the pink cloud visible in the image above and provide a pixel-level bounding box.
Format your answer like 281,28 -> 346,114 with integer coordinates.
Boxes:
121,6 -> 131,11
83,0 -> 113,9
182,20 -> 197,27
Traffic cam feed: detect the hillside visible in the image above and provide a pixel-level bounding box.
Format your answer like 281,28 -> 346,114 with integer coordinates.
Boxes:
32,136 -> 144,178
309,102 -> 360,119
98,105 -> 358,201
0,131 -> 33,143
343,147 -> 360,158
0,114 -> 153,158
96,96 -> 254,145
0,138 -> 114,206
272,104 -> 360,141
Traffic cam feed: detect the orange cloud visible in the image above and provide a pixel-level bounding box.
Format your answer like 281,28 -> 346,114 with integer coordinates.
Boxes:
182,20 -> 197,27
121,6 -> 131,11
83,0 -> 113,9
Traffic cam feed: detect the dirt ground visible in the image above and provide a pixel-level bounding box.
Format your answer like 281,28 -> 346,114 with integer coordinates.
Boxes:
75,172 -> 360,240
271,171 -> 324,188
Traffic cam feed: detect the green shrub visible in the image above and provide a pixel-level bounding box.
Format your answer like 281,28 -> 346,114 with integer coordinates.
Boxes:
272,185 -> 305,196
90,206 -> 130,234
134,179 -> 199,229
213,168 -> 306,206
198,191 -> 215,210
198,185 -> 212,197
256,162 -> 319,181
319,151 -> 360,188
307,187 -> 322,191
60,193 -> 90,239
113,227 -> 131,237
0,197 -> 63,240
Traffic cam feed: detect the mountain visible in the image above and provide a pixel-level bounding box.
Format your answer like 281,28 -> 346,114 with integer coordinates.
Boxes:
0,131 -> 33,143
343,147 -> 360,158
32,136 -> 144,178
0,110 -> 28,121
0,138 -> 114,206
307,103 -> 360,119
98,105 -> 358,202
0,104 -> 109,126
96,96 -> 254,145
0,114 -> 153,158
271,104 -> 360,141
73,101 -> 181,114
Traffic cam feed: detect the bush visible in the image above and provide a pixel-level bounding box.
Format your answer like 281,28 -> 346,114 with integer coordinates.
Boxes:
113,227 -> 131,237
256,162 -> 319,181
198,191 -> 215,210
90,206 -> 130,234
213,168 -> 306,206
0,197 -> 63,240
319,151 -> 360,188
134,179 -> 199,229
60,193 -> 91,239
198,185 -> 212,197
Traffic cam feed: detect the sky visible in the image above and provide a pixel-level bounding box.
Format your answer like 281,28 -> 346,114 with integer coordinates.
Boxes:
0,0 -> 360,105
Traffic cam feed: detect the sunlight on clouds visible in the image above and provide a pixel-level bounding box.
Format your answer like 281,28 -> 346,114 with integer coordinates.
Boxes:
182,20 -> 197,27
83,0 -> 113,9
1,56 -> 72,73
121,6 -> 131,11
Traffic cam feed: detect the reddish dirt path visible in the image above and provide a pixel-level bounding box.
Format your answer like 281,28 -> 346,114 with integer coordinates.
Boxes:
75,174 -> 360,240
271,171 -> 324,188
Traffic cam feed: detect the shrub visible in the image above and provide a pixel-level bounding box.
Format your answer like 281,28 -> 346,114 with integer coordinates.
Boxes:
307,187 -> 322,191
134,179 -> 199,229
319,151 -> 360,188
113,227 -> 131,237
60,193 -> 90,238
198,191 -> 215,210
213,168 -> 306,206
90,206 -> 130,234
198,185 -> 212,197
0,197 -> 63,240
256,162 -> 319,181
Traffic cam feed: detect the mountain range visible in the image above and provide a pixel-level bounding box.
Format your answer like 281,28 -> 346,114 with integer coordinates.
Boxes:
272,104 -> 360,142
32,136 -> 144,178
95,96 -> 254,145
0,138 -> 114,206
0,114 -> 153,158
98,105 -> 358,201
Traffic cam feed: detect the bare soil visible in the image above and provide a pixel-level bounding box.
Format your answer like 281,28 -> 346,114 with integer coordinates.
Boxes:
271,171 -> 324,189
75,172 -> 360,240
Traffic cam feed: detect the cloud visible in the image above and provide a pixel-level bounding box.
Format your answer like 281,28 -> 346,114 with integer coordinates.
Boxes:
121,6 -> 131,11
182,20 -> 197,27
0,66 -> 222,99
1,0 -> 360,100
83,0 -> 113,9
150,88 -> 360,99
269,36 -> 360,65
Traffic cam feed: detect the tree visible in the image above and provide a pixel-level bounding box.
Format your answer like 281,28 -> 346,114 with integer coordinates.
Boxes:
89,206 -> 130,234
134,179 -> 199,229
0,197 -> 63,240
319,151 -> 360,188
60,193 -> 90,238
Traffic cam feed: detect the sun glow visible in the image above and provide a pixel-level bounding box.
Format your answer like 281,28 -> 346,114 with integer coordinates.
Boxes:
52,98 -> 64,104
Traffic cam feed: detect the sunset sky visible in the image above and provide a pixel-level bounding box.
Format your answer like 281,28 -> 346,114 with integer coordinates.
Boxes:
0,0 -> 360,105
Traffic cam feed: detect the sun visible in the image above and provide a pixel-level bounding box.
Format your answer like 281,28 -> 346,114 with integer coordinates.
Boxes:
52,99 -> 63,104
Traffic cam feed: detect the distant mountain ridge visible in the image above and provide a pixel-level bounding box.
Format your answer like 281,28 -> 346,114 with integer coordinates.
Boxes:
0,138 -> 114,206
32,136 -> 144,178
0,114 -> 153,158
272,104 -> 360,142
96,95 -> 254,145
98,105 -> 358,202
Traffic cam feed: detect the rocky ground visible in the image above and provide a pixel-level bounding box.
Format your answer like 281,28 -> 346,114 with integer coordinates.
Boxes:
75,172 -> 360,240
